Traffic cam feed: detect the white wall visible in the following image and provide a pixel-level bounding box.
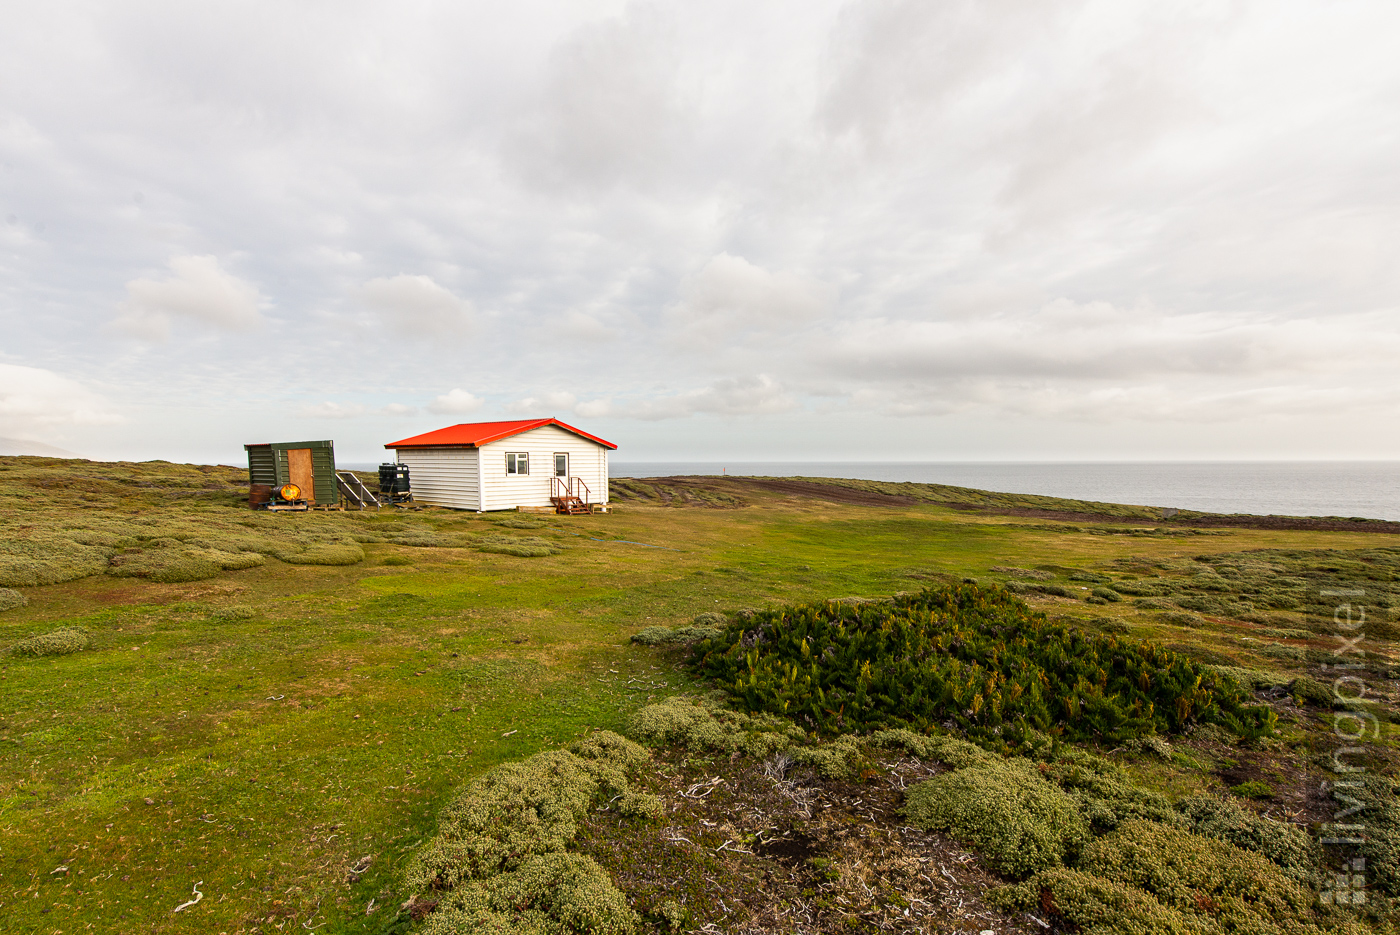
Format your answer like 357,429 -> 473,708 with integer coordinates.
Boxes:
479,424 -> 611,511
394,447 -> 481,510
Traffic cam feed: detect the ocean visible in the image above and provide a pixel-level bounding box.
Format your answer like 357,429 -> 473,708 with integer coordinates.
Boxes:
608,461 -> 1400,522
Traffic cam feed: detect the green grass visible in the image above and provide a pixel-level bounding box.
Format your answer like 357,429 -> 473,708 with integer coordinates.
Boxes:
1,455 -> 1397,933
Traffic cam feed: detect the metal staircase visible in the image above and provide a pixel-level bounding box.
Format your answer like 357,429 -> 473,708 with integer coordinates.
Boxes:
336,471 -> 380,511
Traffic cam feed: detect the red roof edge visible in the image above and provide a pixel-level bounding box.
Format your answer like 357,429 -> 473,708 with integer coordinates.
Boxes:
384,417 -> 617,450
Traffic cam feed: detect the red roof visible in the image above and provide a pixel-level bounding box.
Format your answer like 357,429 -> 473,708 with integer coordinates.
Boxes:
384,418 -> 617,450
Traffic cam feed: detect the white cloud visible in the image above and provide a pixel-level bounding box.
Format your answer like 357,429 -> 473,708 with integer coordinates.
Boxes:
668,254 -> 834,347
358,275 -> 474,336
112,255 -> 264,341
298,401 -> 368,419
380,403 -> 418,416
507,391 -> 578,415
427,388 -> 484,415
0,364 -> 123,437
621,374 -> 797,420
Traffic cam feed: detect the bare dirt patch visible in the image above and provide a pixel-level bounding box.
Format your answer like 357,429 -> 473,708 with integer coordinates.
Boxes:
575,749 -> 1044,934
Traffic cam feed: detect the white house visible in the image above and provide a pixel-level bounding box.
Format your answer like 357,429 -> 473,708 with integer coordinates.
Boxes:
383,418 -> 616,512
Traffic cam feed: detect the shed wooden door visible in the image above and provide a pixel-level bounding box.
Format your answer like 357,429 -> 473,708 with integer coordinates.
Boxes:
287,448 -> 316,503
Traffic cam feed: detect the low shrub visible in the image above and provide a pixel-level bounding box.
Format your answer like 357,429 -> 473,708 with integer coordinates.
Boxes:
1289,676 -> 1334,707
903,757 -> 1090,877
405,731 -> 649,890
1155,610 -> 1206,627
12,627 -> 88,657
1177,794 -> 1316,880
0,587 -> 27,612
1256,627 -> 1312,640
1078,819 -> 1316,933
0,536 -> 113,587
208,604 -> 257,621
491,516 -> 548,530
1206,665 -> 1291,691
691,583 -> 1275,743
1032,745 -> 1180,832
989,566 -> 1053,580
1090,587 -> 1122,602
626,696 -> 802,758
1133,597 -> 1173,610
992,868 -> 1198,935
1232,780 -> 1274,799
629,625 -> 723,646
419,853 -> 638,935
275,542 -> 365,565
474,535 -> 562,558
1257,643 -> 1304,661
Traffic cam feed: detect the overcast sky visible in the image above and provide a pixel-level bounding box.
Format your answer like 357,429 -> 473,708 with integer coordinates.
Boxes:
1,0 -> 1397,464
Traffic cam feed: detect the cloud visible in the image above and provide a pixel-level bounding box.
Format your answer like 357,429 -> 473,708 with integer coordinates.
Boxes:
507,5 -> 686,190
427,388 -> 484,415
358,275 -> 474,336
668,254 -> 834,347
112,255 -> 265,341
507,390 -> 578,415
815,301 -> 1400,384
380,403 -> 418,416
299,401 -> 367,419
619,374 -> 797,420
0,364 -> 123,437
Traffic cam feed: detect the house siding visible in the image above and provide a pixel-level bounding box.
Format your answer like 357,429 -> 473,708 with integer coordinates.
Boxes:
478,424 -> 611,511
394,448 -> 481,510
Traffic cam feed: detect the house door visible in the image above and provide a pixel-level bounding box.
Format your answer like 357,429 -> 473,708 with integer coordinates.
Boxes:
554,453 -> 569,477
286,448 -> 316,503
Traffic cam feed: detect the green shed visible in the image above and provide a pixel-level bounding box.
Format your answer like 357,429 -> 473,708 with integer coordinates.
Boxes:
243,440 -> 338,506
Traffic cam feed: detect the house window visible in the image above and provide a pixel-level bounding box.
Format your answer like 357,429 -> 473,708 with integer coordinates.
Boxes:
506,452 -> 529,475
554,452 -> 569,477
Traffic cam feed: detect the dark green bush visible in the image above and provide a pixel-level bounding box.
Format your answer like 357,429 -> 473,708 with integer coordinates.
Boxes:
690,584 -> 1275,744
1090,587 -> 1122,602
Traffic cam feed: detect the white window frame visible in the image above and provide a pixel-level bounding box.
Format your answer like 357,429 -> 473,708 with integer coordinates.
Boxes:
505,451 -> 529,475
553,452 -> 569,477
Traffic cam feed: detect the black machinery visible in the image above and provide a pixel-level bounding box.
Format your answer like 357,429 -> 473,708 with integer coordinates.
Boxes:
379,463 -> 412,504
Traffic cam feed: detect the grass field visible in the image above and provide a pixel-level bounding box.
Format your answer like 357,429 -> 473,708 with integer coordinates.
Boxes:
1,456 -> 1397,933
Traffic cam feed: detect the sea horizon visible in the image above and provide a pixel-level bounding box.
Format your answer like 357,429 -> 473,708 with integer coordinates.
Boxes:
603,460 -> 1400,522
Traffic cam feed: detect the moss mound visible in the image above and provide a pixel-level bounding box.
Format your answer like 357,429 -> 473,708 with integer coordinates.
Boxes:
12,627 -> 88,657
0,536 -> 113,586
691,583 -> 1275,743
997,819 -> 1329,935
474,535 -> 562,558
0,587 -> 27,612
419,853 -> 637,935
903,757 -> 1090,877
1177,795 -> 1316,881
274,541 -> 365,565
626,695 -> 804,758
630,625 -> 723,646
108,546 -> 263,582
403,731 -> 650,934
